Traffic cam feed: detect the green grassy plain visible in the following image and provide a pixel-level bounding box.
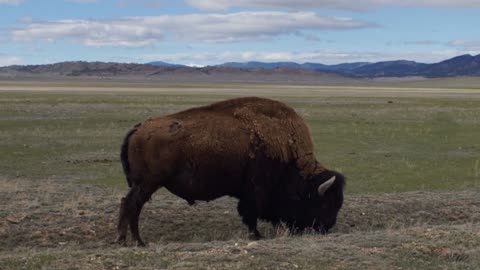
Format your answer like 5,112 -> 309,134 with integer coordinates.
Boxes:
1,79 -> 480,269
1,81 -> 479,193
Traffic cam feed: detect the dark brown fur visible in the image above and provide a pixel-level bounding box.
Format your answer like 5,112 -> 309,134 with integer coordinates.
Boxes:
117,97 -> 345,246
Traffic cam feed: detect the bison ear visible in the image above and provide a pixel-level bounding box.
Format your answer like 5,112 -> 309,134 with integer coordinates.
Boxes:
317,176 -> 336,196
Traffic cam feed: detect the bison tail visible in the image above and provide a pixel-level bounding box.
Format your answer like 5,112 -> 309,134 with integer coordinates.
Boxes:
120,123 -> 140,188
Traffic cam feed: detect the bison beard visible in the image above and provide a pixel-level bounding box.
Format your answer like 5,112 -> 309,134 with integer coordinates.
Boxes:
116,97 -> 345,246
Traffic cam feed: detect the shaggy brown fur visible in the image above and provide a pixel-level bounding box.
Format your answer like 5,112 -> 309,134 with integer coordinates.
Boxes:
117,97 -> 345,246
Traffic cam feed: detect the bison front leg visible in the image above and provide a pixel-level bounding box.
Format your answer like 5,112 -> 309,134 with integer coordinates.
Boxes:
237,199 -> 262,240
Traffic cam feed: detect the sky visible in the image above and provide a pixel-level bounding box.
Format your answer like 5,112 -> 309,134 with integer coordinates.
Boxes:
1,0 -> 480,67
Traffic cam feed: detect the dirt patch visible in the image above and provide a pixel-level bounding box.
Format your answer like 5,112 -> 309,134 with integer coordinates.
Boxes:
336,191 -> 480,233
66,158 -> 117,164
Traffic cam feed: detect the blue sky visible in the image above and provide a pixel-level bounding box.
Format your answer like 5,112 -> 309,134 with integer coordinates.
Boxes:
1,0 -> 479,66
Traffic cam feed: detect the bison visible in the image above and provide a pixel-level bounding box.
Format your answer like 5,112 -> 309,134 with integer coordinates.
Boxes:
117,97 -> 345,246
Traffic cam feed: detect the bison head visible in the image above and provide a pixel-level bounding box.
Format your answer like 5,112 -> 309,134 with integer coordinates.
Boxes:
284,170 -> 345,234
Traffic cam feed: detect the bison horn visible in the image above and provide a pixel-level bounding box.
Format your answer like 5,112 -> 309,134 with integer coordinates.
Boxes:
317,176 -> 336,196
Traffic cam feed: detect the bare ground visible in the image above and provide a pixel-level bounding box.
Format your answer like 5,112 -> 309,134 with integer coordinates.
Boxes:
1,178 -> 479,269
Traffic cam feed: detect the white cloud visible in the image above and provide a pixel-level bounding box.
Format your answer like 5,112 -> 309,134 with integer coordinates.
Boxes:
185,0 -> 480,11
403,40 -> 442,46
448,39 -> 480,52
17,16 -> 33,24
139,49 -> 461,65
0,0 -> 22,5
13,19 -> 164,47
11,12 -> 372,47
0,54 -> 21,67
65,0 -> 98,3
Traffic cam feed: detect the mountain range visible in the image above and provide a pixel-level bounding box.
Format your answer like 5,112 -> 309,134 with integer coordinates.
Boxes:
1,54 -> 479,83
215,54 -> 480,77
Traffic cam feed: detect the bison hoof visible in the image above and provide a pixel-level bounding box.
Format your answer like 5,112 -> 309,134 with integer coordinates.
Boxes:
248,232 -> 262,241
135,240 -> 146,247
115,236 -> 127,246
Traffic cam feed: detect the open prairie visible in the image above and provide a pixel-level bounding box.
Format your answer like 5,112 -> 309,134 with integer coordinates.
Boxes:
1,79 -> 480,269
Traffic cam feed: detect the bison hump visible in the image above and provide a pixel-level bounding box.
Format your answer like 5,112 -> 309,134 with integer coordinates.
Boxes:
232,101 -> 323,178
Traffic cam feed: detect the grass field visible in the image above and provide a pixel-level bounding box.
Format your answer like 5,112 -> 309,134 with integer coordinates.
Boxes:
1,79 -> 480,269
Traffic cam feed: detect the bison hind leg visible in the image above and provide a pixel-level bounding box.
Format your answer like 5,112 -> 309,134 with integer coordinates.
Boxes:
117,190 -> 132,245
237,199 -> 262,240
117,184 -> 155,247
